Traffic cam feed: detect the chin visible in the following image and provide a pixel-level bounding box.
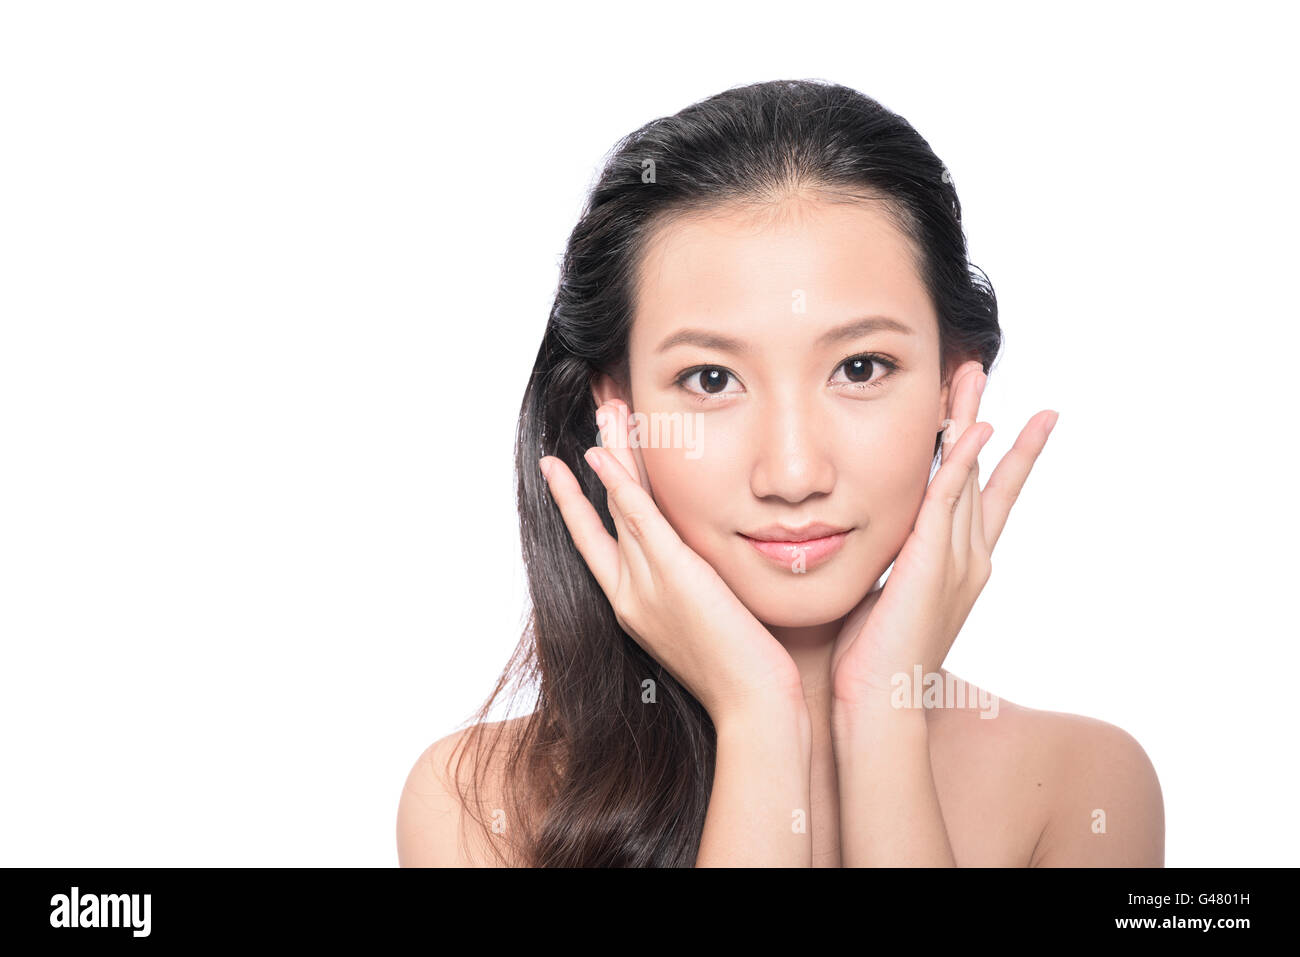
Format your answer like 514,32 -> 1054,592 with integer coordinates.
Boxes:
723,567 -> 872,630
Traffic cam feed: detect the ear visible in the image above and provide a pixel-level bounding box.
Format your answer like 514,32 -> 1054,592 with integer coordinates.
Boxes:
590,371 -> 631,410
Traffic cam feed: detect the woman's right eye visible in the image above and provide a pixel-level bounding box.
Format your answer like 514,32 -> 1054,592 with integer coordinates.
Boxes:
676,366 -> 743,397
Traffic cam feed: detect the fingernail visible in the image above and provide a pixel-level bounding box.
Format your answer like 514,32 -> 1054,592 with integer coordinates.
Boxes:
976,373 -> 987,396
584,447 -> 601,471
538,457 -> 552,479
1044,411 -> 1059,438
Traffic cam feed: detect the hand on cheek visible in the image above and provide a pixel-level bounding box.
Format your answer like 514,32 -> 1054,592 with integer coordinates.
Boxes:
539,401 -> 808,724
830,363 -> 1059,709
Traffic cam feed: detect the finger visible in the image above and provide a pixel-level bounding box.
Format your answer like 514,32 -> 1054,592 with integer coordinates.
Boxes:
941,365 -> 986,465
580,448 -> 652,589
970,452 -> 987,553
951,452 -> 977,576
917,421 -> 993,544
944,368 -> 988,572
612,398 -> 654,490
981,410 -> 1058,551
584,445 -> 683,573
539,455 -> 620,595
597,400 -> 642,490
593,402 -> 635,533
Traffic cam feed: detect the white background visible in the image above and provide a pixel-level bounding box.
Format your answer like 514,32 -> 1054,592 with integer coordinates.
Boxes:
1,1 -> 1295,867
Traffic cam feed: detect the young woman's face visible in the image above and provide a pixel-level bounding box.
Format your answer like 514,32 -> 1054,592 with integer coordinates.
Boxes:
597,195 -> 974,629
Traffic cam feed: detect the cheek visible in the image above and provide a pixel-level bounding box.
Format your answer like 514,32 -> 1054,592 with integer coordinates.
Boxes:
638,440 -> 740,555
844,415 -> 936,531
841,457 -> 927,559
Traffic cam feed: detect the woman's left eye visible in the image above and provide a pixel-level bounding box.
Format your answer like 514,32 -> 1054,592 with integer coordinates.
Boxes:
830,353 -> 898,390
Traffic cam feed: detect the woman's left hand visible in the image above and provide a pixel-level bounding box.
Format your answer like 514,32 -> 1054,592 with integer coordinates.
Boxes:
829,363 -> 1058,709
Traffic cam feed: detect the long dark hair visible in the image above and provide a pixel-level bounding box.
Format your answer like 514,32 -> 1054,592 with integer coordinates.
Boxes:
449,79 -> 1003,866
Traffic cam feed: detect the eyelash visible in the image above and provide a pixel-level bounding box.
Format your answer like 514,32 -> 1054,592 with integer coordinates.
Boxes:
674,353 -> 901,403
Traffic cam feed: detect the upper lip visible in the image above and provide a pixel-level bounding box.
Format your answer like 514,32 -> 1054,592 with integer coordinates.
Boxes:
740,523 -> 852,543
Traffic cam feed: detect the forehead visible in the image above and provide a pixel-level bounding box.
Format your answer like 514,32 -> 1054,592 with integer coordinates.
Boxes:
629,196 -> 937,355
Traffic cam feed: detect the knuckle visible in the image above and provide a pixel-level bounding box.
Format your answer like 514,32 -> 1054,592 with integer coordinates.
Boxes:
621,509 -> 651,542
607,482 -> 634,513
612,596 -> 640,633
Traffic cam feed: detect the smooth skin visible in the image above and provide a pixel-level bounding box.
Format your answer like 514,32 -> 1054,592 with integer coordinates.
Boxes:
397,193 -> 1164,867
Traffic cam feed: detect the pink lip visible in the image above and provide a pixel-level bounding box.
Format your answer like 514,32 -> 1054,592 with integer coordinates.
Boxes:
739,524 -> 852,571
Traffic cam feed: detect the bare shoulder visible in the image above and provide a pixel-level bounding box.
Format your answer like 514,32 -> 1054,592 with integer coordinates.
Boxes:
925,670 -> 1164,867
1025,703 -> 1165,866
395,715 -> 531,867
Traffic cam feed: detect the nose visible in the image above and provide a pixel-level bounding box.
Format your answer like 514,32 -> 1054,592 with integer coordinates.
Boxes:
748,394 -> 837,504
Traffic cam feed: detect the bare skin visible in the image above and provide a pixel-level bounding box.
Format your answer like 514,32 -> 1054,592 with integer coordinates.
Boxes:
397,678 -> 1164,866
397,191 -> 1164,866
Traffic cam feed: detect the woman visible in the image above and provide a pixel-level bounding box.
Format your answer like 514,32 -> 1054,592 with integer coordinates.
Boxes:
397,79 -> 1164,867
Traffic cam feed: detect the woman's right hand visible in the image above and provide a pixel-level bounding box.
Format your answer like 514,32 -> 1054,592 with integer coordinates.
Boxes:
539,399 -> 805,724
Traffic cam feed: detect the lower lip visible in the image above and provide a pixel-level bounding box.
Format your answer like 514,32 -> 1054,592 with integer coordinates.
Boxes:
741,531 -> 850,571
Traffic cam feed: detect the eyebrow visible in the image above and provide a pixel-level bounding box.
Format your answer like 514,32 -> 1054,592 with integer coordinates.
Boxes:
654,315 -> 915,355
